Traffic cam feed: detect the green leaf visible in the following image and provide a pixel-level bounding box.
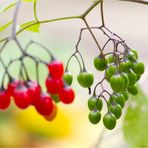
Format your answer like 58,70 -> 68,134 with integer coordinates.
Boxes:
0,21 -> 13,32
18,20 -> 40,32
0,2 -> 16,14
123,86 -> 148,147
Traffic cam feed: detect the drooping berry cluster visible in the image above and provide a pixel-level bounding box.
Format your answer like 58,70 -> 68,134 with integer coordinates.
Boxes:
0,40 -> 75,121
64,26 -> 145,130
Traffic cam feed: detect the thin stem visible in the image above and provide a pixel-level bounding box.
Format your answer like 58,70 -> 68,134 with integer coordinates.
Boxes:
12,0 -> 21,39
100,0 -> 105,26
120,0 -> 148,5
0,40 -> 9,54
83,18 -> 102,52
34,0 -> 39,22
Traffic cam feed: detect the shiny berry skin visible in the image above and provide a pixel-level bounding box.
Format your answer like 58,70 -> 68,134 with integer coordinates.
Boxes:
59,87 -> 75,104
110,73 -> 125,92
119,59 -> 131,72
109,103 -> 122,119
46,76 -> 64,94
121,73 -> 129,90
132,61 -> 145,75
122,90 -> 129,101
126,52 -> 136,62
35,93 -> 54,116
127,85 -> 138,96
77,71 -> 94,88
106,64 -> 117,81
130,48 -> 138,59
44,102 -> 57,121
0,89 -> 11,110
26,81 -> 41,105
94,56 -> 108,71
88,96 -> 97,110
103,113 -> 116,130
63,72 -> 73,85
47,60 -> 64,78
127,70 -> 137,86
7,79 -> 20,96
89,111 -> 101,124
13,85 -> 31,109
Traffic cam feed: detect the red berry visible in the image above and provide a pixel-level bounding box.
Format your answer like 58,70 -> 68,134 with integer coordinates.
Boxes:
46,76 -> 64,94
59,87 -> 75,104
7,79 -> 20,96
0,89 -> 11,110
26,81 -> 41,105
13,85 -> 31,109
35,93 -> 54,116
47,60 -> 64,78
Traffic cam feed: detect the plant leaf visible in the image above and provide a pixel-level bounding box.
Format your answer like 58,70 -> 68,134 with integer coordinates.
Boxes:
123,86 -> 148,147
18,21 -> 40,32
0,2 -> 17,14
0,21 -> 13,32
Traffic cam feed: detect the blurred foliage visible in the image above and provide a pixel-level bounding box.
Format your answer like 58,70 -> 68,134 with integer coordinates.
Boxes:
123,86 -> 148,147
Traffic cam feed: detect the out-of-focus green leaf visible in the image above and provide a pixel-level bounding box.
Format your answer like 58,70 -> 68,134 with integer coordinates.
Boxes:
0,21 -> 13,32
0,2 -> 16,14
123,86 -> 148,147
18,20 -> 40,32
22,0 -> 34,2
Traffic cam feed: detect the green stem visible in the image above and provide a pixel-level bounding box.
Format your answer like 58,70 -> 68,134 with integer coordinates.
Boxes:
34,0 -> 39,22
121,0 -> 148,4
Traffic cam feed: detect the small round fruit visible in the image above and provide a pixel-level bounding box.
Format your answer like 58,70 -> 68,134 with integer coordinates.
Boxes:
121,73 -> 129,90
127,70 -> 137,86
59,87 -> 75,104
108,55 -> 115,64
47,60 -> 64,78
110,74 -> 125,92
88,96 -> 97,110
77,71 -> 94,88
126,52 -> 136,62
122,90 -> 129,101
128,85 -> 138,95
94,56 -> 108,71
89,111 -> 101,124
132,61 -> 145,75
109,103 -> 122,119
106,64 -> 117,81
50,94 -> 60,103
103,113 -> 116,130
96,98 -> 103,111
63,72 -> 73,85
119,59 -> 131,72
130,48 -> 138,59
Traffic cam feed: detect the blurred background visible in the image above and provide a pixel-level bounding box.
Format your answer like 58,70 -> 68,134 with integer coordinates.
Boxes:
0,0 -> 148,147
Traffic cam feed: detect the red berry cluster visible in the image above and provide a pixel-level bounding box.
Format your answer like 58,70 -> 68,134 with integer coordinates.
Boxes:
0,60 -> 75,121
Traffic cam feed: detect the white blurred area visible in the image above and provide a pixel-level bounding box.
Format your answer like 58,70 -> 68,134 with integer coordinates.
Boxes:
0,0 -> 148,148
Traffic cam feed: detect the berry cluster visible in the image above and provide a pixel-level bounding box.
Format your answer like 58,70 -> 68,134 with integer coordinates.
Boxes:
65,26 -> 145,130
0,40 -> 75,121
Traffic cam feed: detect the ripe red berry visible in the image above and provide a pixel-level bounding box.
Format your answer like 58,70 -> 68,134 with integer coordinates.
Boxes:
35,93 -> 54,116
7,79 -> 20,96
46,76 -> 64,94
0,89 -> 11,110
59,86 -> 75,104
13,85 -> 31,109
47,60 -> 64,78
26,81 -> 41,105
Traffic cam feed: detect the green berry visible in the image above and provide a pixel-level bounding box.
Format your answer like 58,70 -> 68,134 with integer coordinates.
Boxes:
108,55 -> 116,64
122,90 -> 129,101
106,64 -> 117,81
132,61 -> 145,75
63,72 -> 73,85
127,70 -> 137,86
96,98 -> 103,111
94,55 -> 108,71
126,52 -> 136,62
50,94 -> 60,103
110,73 -> 125,92
128,85 -> 138,95
121,73 -> 129,90
89,111 -> 101,124
119,59 -> 131,72
88,96 -> 97,110
109,103 -> 122,119
77,71 -> 94,88
130,48 -> 138,59
103,113 -> 116,130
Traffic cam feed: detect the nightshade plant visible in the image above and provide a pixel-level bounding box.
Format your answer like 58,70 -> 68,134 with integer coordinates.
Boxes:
0,0 -> 147,130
